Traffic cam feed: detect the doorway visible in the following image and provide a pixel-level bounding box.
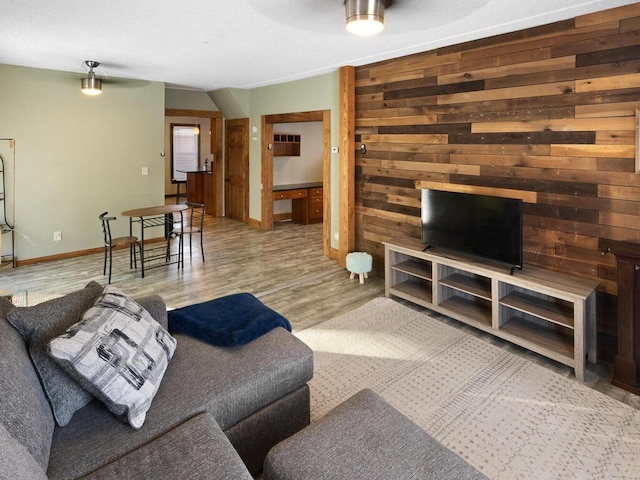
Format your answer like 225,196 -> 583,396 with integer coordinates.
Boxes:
261,110 -> 331,257
165,109 -> 223,217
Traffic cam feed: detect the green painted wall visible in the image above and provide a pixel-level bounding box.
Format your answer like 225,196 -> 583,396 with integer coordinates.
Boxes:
0,64 -> 165,262
165,89 -> 218,110
208,88 -> 249,119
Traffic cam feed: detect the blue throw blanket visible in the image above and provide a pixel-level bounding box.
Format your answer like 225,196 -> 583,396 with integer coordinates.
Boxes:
167,292 -> 291,347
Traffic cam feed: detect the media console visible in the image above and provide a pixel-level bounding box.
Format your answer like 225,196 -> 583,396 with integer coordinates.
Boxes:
383,237 -> 600,381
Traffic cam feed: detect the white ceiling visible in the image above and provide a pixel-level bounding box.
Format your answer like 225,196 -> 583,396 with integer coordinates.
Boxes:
1,0 -> 637,91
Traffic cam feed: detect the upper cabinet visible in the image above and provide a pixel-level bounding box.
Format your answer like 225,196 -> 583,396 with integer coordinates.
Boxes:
273,133 -> 301,156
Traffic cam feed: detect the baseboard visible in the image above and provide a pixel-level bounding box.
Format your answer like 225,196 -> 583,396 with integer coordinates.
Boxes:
245,217 -> 261,229
16,237 -> 167,267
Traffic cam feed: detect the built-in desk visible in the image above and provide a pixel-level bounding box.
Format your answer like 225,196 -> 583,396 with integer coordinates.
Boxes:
273,182 -> 323,225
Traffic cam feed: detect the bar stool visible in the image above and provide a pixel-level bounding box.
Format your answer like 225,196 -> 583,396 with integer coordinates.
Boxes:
99,212 -> 140,284
175,180 -> 187,204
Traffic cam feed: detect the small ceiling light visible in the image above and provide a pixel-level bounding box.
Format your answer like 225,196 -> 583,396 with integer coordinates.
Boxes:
346,0 -> 387,36
81,61 -> 102,95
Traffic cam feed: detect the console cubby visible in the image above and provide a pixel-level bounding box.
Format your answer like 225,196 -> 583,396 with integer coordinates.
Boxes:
386,250 -> 433,306
384,237 -> 599,381
437,266 -> 492,327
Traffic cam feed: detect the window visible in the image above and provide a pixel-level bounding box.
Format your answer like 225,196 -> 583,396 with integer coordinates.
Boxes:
171,124 -> 200,182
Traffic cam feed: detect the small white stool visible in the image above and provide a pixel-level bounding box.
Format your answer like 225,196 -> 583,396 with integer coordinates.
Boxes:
346,252 -> 373,284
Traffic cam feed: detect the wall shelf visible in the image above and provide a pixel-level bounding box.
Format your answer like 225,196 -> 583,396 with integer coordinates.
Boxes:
273,133 -> 301,156
384,236 -> 599,381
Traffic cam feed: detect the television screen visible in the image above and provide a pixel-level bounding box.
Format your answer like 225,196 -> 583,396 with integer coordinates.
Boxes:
421,189 -> 523,269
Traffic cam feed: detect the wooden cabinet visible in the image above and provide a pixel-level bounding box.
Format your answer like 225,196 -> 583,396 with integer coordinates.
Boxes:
273,133 -> 301,156
185,172 -> 204,204
384,237 -> 599,381
611,242 -> 640,394
272,188 -> 307,201
307,187 -> 323,223
272,184 -> 322,225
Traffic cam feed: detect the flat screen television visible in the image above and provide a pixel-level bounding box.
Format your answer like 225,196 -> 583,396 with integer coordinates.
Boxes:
421,189 -> 523,271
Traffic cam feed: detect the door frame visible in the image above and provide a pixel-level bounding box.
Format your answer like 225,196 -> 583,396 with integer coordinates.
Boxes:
261,110 -> 331,258
165,109 -> 223,217
225,118 -> 250,223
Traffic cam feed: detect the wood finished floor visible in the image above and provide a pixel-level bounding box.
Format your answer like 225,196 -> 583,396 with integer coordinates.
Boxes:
1,211 -> 638,411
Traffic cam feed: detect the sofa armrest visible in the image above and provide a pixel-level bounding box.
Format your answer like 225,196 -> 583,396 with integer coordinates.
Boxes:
0,422 -> 48,480
80,413 -> 252,480
135,295 -> 168,330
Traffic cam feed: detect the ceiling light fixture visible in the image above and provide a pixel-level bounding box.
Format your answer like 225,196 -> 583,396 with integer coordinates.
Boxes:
81,61 -> 102,95
345,0 -> 388,36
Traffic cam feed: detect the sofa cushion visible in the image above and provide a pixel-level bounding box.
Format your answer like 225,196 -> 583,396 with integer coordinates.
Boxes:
49,285 -> 177,429
81,413 -> 252,480
136,295 -> 169,330
0,298 -> 55,470
7,281 -> 103,426
47,327 -> 313,480
0,421 -> 48,480
264,388 -> 488,480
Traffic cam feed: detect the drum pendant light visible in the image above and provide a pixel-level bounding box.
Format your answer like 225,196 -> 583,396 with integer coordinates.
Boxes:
81,61 -> 102,95
345,0 -> 386,36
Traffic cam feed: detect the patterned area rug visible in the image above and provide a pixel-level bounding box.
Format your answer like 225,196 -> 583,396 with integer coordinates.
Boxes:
296,297 -> 640,479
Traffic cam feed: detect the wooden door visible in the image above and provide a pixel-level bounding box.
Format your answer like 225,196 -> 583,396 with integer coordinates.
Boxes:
225,119 -> 249,222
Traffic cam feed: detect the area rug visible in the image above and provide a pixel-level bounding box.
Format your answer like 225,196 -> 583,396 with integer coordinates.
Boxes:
296,297 -> 640,479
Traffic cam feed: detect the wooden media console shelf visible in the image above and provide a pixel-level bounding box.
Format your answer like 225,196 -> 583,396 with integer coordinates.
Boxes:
383,237 -> 600,381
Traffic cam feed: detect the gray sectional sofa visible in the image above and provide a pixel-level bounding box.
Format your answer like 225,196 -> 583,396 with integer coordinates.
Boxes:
0,284 -> 313,479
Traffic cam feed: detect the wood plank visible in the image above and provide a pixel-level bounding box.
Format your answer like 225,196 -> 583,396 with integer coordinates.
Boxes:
471,117 -> 635,133
367,51 -> 461,79
598,184 -> 640,201
361,134 -> 448,144
356,115 -> 437,127
538,192 -> 640,216
550,144 -> 635,158
450,131 -> 595,145
576,44 -> 640,68
438,81 -> 575,105
384,80 -> 485,101
486,60 -> 640,90
415,180 -> 538,203
438,56 -> 576,85
356,205 -> 421,226
596,131 -> 636,146
451,154 -> 598,170
575,73 -> 640,93
575,3 -> 640,28
575,101 -> 640,118
458,22 -> 618,63
380,160 -> 479,175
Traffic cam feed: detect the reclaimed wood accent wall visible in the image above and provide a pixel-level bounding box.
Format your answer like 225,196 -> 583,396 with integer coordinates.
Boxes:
354,3 -> 640,353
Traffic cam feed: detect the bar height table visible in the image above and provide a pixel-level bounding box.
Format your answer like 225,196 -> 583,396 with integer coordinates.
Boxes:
122,204 -> 188,278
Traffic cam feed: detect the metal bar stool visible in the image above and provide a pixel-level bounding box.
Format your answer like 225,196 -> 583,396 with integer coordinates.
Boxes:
175,180 -> 187,204
99,212 -> 141,283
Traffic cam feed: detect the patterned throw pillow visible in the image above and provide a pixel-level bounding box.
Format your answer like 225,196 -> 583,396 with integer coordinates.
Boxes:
48,285 -> 177,429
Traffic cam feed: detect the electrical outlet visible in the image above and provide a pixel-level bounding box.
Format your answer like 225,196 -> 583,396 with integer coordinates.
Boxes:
334,232 -> 339,241
53,231 -> 62,242
141,167 -> 149,176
